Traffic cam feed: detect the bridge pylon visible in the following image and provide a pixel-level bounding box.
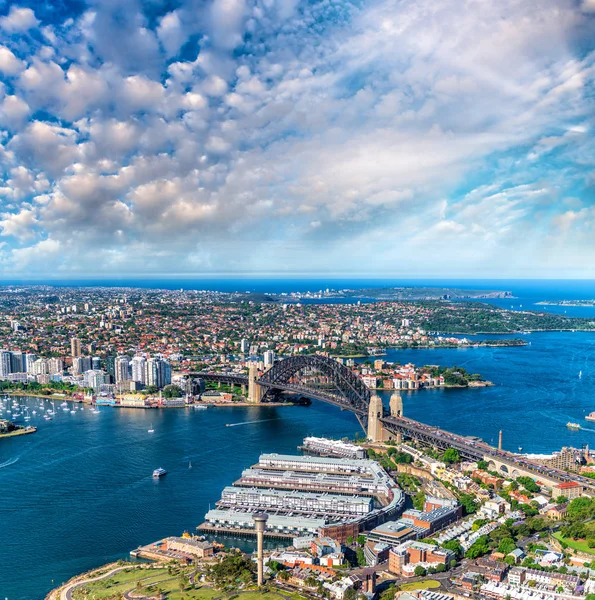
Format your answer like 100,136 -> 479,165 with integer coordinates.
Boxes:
389,392 -> 403,444
248,363 -> 264,403
367,394 -> 385,442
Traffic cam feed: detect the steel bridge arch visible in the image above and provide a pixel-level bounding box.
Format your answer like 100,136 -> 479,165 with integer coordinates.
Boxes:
257,354 -> 372,417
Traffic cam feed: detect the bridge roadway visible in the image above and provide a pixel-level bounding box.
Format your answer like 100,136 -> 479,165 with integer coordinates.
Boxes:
194,370 -> 595,493
382,415 -> 595,492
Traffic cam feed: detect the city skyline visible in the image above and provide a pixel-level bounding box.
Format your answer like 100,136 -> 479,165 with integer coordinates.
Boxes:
0,0 -> 594,278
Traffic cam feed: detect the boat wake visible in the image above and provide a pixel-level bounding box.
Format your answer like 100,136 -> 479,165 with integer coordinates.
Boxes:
226,418 -> 278,427
0,456 -> 19,469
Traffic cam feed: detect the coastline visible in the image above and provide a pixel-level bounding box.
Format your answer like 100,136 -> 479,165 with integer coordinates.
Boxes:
0,426 -> 37,439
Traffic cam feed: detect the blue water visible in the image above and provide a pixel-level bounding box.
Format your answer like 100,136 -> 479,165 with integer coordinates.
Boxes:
2,279 -> 595,599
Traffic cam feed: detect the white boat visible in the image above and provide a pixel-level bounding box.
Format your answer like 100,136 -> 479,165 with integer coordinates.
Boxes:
148,424 -> 155,433
579,370 -> 583,379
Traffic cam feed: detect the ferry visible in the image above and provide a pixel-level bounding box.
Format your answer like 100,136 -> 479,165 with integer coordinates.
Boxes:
567,422 -> 581,430
586,412 -> 595,422
152,467 -> 167,478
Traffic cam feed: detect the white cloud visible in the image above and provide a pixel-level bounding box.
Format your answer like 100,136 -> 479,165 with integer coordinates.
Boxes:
0,0 -> 593,276
0,46 -> 25,75
0,6 -> 39,33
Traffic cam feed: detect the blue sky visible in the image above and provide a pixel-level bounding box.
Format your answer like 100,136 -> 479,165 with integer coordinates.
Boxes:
0,0 -> 594,278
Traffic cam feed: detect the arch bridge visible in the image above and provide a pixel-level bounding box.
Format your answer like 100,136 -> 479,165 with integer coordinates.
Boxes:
190,355 -> 374,430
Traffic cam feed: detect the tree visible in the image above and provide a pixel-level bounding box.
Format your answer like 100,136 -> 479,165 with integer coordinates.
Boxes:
556,496 -> 568,504
435,563 -> 446,573
465,536 -> 490,559
497,538 -> 517,555
356,547 -> 366,567
442,540 -> 463,557
346,536 -> 354,545
477,460 -> 489,470
163,384 -> 184,398
414,565 -> 426,577
413,491 -> 426,511
344,588 -> 358,600
442,448 -> 461,464
357,535 -> 366,546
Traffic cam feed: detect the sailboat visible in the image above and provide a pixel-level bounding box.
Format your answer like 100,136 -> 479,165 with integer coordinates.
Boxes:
148,424 -> 155,433
579,370 -> 583,379
189,460 -> 192,469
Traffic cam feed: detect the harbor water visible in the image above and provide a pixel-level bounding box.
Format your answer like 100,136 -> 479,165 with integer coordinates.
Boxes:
1,331 -> 595,598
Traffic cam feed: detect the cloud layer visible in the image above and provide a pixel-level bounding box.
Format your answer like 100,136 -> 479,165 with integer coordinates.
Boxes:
0,0 -> 594,277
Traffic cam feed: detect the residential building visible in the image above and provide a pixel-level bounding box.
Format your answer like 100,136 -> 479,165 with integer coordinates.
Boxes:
71,337 -> 82,358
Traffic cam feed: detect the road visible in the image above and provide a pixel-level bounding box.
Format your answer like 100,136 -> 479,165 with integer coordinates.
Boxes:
59,565 -> 130,600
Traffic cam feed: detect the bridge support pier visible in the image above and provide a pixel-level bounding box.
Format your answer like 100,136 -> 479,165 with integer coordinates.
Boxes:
241,384 -> 246,396
248,363 -> 264,403
367,395 -> 385,442
390,393 -> 403,444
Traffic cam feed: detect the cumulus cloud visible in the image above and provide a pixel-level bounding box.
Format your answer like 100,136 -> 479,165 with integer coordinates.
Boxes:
0,46 -> 24,75
0,0 -> 593,276
0,6 -> 39,33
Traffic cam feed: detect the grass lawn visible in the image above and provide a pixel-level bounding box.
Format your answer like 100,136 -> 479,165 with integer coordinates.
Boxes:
553,532 -> 595,555
79,568 -> 305,600
399,580 -> 441,592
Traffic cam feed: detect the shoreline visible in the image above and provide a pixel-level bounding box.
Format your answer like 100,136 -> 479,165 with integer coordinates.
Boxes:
0,426 -> 37,439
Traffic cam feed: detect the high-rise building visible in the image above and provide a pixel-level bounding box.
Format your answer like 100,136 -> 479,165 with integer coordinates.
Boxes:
146,357 -> 171,389
264,350 -> 275,368
10,351 -> 24,373
47,357 -> 64,375
131,356 -> 147,384
25,353 -> 38,373
240,339 -> 248,353
32,358 -> 49,375
0,351 -> 12,378
91,356 -> 102,370
83,370 -> 108,389
115,356 -> 130,384
71,337 -> 82,358
105,354 -> 116,381
72,356 -> 92,375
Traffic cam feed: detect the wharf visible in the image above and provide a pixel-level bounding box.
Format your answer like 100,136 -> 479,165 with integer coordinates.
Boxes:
196,523 -> 293,539
0,426 -> 37,439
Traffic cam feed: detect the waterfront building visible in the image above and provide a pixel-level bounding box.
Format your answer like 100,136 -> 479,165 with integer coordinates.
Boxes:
0,350 -> 11,378
302,436 -> 367,459
131,356 -> 147,384
258,453 -> 381,474
32,358 -> 49,375
9,351 -> 24,373
146,357 -> 171,388
218,486 -> 373,516
71,337 -> 82,358
115,355 -> 130,385
72,356 -> 92,375
25,353 -> 37,373
165,537 -> 214,559
201,509 -> 326,537
83,370 -> 108,390
47,357 -> 64,375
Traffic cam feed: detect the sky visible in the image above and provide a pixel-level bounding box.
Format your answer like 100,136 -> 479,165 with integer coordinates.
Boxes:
0,0 -> 593,279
